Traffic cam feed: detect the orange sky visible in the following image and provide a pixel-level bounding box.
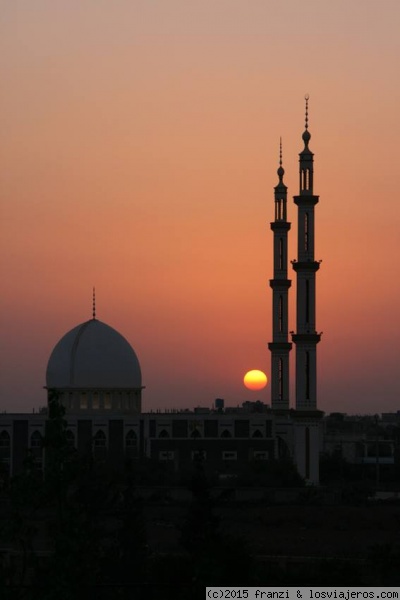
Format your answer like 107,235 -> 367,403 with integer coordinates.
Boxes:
1,1 -> 399,414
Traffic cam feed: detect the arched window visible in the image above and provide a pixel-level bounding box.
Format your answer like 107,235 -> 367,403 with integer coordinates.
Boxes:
66,430 -> 75,447
0,431 -> 10,447
158,429 -> 170,438
93,430 -> 107,460
220,429 -> 232,438
252,429 -> 263,438
126,430 -> 137,447
31,431 -> 42,448
94,430 -> 107,447
126,429 -> 138,459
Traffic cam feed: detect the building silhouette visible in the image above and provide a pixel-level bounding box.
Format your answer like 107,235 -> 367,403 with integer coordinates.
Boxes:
268,138 -> 292,411
291,97 -> 323,482
268,97 -> 323,482
292,95 -> 321,412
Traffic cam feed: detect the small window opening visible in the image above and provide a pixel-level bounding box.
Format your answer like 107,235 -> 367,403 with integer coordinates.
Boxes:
301,169 -> 311,191
305,352 -> 310,400
104,393 -> 111,409
80,393 -> 87,409
278,358 -> 283,400
279,238 -> 284,270
305,280 -> 310,324
92,393 -> 99,409
304,212 -> 309,251
305,427 -> 310,479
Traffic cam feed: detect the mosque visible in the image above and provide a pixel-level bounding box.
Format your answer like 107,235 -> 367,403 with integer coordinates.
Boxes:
0,100 -> 323,485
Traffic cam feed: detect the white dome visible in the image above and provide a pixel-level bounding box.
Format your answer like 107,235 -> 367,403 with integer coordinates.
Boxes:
46,319 -> 142,389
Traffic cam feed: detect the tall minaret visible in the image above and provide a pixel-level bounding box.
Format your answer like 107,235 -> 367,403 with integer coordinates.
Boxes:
268,140 -> 292,410
292,96 -> 321,411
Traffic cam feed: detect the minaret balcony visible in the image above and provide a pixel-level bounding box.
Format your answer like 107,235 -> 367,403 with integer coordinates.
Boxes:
292,261 -> 320,273
293,195 -> 319,206
269,279 -> 291,289
268,342 -> 292,351
270,221 -> 291,232
291,333 -> 321,344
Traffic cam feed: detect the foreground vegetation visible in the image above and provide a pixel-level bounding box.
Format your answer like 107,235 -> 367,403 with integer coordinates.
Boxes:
1,398 -> 400,598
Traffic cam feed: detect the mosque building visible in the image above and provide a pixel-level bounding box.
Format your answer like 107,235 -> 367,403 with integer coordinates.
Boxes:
0,100 -> 323,485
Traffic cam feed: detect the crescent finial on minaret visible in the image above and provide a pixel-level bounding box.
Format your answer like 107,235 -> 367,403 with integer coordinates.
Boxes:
305,94 -> 309,130
277,137 -> 285,181
302,95 -> 311,147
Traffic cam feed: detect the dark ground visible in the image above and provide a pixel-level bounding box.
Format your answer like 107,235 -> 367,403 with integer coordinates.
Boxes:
146,502 -> 400,558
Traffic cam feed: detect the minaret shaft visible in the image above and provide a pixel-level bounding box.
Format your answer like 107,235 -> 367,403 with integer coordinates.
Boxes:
268,143 -> 292,410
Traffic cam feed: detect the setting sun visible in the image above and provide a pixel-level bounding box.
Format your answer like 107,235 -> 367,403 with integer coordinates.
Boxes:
243,370 -> 268,391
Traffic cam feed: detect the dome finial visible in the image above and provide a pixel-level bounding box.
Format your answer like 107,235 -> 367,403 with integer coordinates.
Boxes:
92,287 -> 96,320
277,136 -> 285,181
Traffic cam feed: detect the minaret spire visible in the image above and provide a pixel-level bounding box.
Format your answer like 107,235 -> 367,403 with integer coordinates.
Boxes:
304,94 -> 309,131
268,138 -> 292,411
92,287 -> 96,320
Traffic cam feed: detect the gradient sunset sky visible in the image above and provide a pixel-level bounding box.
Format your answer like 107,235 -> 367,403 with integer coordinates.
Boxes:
1,1 -> 399,414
